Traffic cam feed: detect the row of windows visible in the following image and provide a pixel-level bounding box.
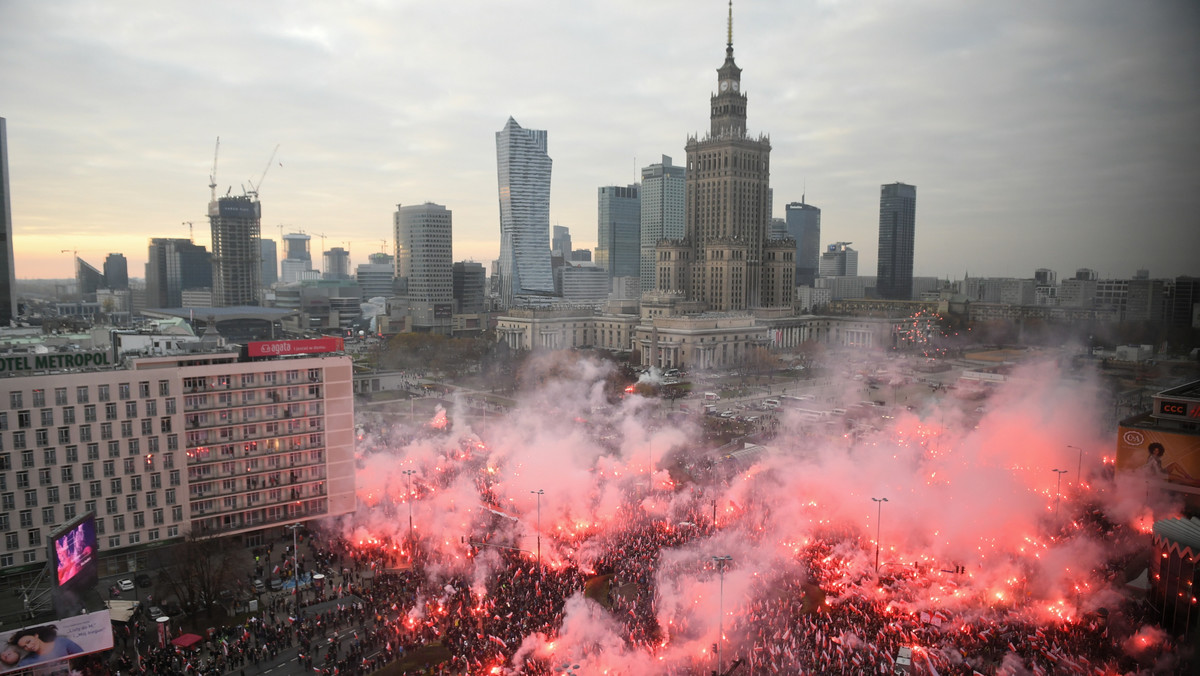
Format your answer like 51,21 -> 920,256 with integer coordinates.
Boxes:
0,437 -> 178,470
8,381 -> 171,410
1,525 -> 182,565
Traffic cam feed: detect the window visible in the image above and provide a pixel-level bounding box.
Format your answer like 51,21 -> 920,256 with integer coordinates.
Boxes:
125,401 -> 138,418
76,386 -> 89,404
147,437 -> 159,453
152,508 -> 164,525
159,380 -> 170,396
10,392 -> 22,409
118,383 -> 130,400
146,492 -> 158,508
38,468 -> 51,485
167,525 -> 179,538
160,417 -> 172,433
45,487 -> 58,504
22,551 -> 36,564
112,515 -> 125,531
165,488 -> 175,505
144,454 -> 155,471
82,463 -> 95,480
110,478 -> 122,494
0,453 -> 8,471
12,431 -> 25,450
171,505 -> 183,522
151,473 -> 162,489
146,400 -> 157,417
62,407 -> 75,425
141,419 -> 152,435
40,409 -> 54,426
58,427 -> 71,444
0,514 -> 6,530
5,533 -> 18,550
127,438 -> 140,455
130,475 -> 142,491
68,484 -> 81,501
100,422 -> 113,440
32,389 -> 45,407
24,489 -> 37,507
108,535 -> 120,547
84,405 -> 96,422
97,384 -> 109,402
35,429 -> 49,447
18,510 -> 32,528
79,425 -> 91,442
123,458 -> 135,475
0,412 -> 6,430
102,460 -> 114,477
42,506 -> 55,523
120,421 -> 133,438
16,471 -> 28,488
105,497 -> 118,514
127,532 -> 140,544
61,466 -> 73,482
133,512 -> 144,528
107,441 -> 119,457
63,503 -> 76,521
147,529 -> 159,541
16,412 -> 30,431
126,495 -> 138,511
138,382 -> 150,398
28,529 -> 41,547
169,470 -> 180,486
89,481 -> 101,498
65,446 -> 78,463
55,388 -> 68,406
167,435 -> 178,451
105,402 -> 117,420
43,448 -> 56,465
1,493 -> 14,510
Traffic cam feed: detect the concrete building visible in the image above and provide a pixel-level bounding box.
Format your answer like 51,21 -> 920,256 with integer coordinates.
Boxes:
104,254 -> 129,291
208,195 -> 262,307
639,156 -> 686,293
75,257 -> 106,298
561,264 -> 610,304
356,253 -> 395,301
999,279 -> 1036,306
323,247 -> 351,280
260,239 -> 278,287
395,203 -> 454,333
0,118 -> 16,325
496,117 -> 554,308
0,342 -> 354,579
657,17 -> 794,312
453,262 -> 486,314
818,242 -> 858,278
876,182 -> 917,300
145,239 -> 212,310
280,233 -> 314,284
784,199 -> 821,287
596,184 -> 641,281
551,226 -> 572,259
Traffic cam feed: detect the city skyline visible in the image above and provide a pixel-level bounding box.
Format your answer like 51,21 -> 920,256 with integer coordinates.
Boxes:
2,1 -> 1198,282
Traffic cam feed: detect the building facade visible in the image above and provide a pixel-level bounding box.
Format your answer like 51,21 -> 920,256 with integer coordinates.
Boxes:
104,254 -> 129,291
209,195 -> 262,307
453,261 -> 487,314
658,18 -> 794,312
395,203 -> 454,332
597,184 -> 641,282
784,199 -> 821,287
876,182 -> 917,301
356,253 -> 396,301
146,238 -> 212,310
323,247 -> 351,280
639,156 -> 687,294
260,239 -> 278,287
0,118 -> 16,325
496,117 -> 554,307
818,242 -> 858,278
0,346 -> 354,579
551,226 -> 572,259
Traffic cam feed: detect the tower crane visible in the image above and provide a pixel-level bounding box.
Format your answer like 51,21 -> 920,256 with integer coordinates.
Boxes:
314,232 -> 328,254
208,136 -> 220,202
182,221 -> 194,241
247,144 -> 280,201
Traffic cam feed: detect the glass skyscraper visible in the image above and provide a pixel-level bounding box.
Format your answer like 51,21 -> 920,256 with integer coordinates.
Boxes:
784,199 -> 821,287
0,118 -> 16,324
639,156 -> 686,293
597,184 -> 640,280
876,182 -> 917,300
496,117 -> 554,307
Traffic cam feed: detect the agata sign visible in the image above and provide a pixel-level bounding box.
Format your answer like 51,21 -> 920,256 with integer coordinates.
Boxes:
247,338 -> 344,358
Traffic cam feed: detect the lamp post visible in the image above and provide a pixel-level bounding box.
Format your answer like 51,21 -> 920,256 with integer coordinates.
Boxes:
531,489 -> 544,569
1067,445 -> 1083,491
401,469 -> 416,541
872,497 -> 888,573
286,522 -> 301,619
712,555 -> 732,674
1051,469 -> 1067,521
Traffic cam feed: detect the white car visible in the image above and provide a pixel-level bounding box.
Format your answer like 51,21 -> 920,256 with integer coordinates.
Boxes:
117,579 -> 135,592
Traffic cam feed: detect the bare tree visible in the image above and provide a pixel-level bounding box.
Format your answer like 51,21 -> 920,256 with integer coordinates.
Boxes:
153,530 -> 250,617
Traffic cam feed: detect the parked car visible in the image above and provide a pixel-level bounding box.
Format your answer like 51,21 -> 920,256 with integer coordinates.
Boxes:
269,578 -> 282,591
117,579 -> 135,592
148,605 -> 165,619
254,579 -> 266,593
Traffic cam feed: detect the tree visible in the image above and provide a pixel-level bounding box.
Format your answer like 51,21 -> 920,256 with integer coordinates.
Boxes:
152,530 -> 250,617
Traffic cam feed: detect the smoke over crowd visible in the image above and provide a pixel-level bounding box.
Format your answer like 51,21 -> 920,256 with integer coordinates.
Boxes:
340,351 -> 1191,674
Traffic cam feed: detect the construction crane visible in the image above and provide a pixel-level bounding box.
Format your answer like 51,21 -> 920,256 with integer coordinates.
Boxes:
182,221 -> 194,241
247,144 -> 280,201
208,136 -> 220,202
60,249 -> 78,278
314,232 -> 328,254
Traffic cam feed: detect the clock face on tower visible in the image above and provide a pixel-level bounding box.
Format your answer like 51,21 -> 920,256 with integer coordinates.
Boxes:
732,81 -> 739,92
720,81 -> 729,92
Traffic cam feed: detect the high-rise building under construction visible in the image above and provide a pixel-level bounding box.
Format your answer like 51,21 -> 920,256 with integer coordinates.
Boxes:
209,195 -> 262,306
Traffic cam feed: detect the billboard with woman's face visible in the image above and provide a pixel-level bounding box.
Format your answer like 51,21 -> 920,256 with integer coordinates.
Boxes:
0,611 -> 112,673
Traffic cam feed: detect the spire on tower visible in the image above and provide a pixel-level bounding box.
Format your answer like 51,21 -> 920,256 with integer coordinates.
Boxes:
727,1 -> 734,49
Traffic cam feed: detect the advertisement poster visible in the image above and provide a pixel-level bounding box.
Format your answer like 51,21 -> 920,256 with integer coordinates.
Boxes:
1117,424 -> 1200,488
0,611 -> 113,673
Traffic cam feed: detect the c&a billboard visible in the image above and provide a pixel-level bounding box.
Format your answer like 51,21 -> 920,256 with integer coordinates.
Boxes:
1117,422 -> 1200,488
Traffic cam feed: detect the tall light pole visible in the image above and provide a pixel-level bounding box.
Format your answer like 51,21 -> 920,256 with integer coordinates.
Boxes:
712,555 -> 732,674
1051,469 -> 1067,521
531,489 -> 544,569
286,522 -> 301,619
1067,445 -> 1083,491
402,469 -> 416,541
872,497 -> 888,573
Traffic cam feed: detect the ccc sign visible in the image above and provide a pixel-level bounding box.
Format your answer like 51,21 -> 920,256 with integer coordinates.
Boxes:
1160,400 -> 1190,416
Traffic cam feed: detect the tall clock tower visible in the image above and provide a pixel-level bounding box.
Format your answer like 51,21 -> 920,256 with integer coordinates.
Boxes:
659,2 -> 794,312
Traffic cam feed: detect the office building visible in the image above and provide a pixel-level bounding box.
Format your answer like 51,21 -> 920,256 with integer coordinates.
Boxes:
356,253 -> 395,301
1171,277 -> 1200,329
819,242 -> 858,277
552,226 -> 572,259
876,182 -> 917,300
208,195 -> 262,307
260,239 -> 278,287
75,257 -> 105,297
453,262 -> 487,315
561,264 -> 610,304
0,341 -> 355,578
496,117 -> 554,307
145,239 -> 212,309
323,247 -> 351,280
0,119 -> 14,325
784,199 -> 821,287
656,12 -> 794,311
639,156 -> 686,294
395,203 -> 454,332
280,233 -> 315,284
597,184 -> 640,281
104,254 -> 129,290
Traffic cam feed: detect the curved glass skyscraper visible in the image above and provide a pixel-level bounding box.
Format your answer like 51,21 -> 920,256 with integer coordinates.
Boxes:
496,117 -> 554,308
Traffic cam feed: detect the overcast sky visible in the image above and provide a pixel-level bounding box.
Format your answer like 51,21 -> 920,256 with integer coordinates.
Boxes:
3,0 -> 1198,282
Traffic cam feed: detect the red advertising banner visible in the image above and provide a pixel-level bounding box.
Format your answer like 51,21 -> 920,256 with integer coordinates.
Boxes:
247,338 -> 344,358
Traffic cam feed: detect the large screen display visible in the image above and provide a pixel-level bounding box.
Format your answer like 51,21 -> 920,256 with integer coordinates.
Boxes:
49,514 -> 97,592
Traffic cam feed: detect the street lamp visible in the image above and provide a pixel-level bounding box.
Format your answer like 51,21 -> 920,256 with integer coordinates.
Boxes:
531,489 -> 544,569
286,522 -> 301,619
872,498 -> 888,573
1067,445 -> 1083,491
712,555 -> 732,674
1051,469 -> 1067,521
401,469 -> 416,541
